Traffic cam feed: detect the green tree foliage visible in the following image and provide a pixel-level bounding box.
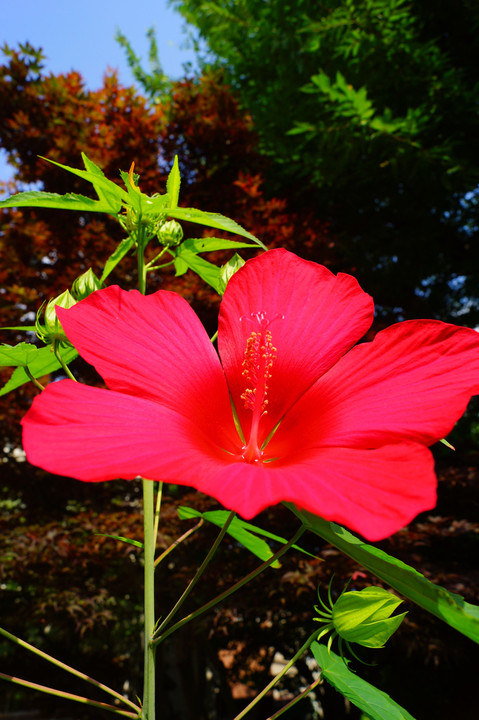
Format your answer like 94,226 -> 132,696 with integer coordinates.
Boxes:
172,0 -> 479,323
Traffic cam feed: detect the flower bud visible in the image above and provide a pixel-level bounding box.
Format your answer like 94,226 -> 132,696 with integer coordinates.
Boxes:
331,586 -> 406,648
218,253 -> 246,294
42,290 -> 77,343
71,268 -> 102,300
157,220 -> 183,247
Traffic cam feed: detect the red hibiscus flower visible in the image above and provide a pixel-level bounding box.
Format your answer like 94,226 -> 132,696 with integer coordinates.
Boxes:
22,250 -> 479,540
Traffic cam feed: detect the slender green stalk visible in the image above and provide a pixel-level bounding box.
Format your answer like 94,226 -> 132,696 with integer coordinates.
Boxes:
154,511 -> 235,638
25,367 -> 45,391
137,230 -> 156,719
0,672 -> 139,718
152,482 -> 163,549
142,478 -> 156,720
53,341 -> 77,381
136,225 -> 148,295
266,676 -> 322,719
232,629 -> 319,720
154,519 -> 204,568
153,525 -> 306,646
145,247 -> 168,269
0,626 -> 139,713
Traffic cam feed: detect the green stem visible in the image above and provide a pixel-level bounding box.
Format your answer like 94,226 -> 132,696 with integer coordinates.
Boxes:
136,226 -> 156,718
232,629 -> 319,720
266,676 -> 322,720
145,247 -> 169,269
142,479 -> 156,720
0,626 -> 139,713
53,342 -> 77,381
146,260 -> 175,272
0,672 -> 139,718
25,366 -> 45,391
153,511 -> 235,639
137,225 -> 148,295
153,524 -> 306,646
152,482 -> 163,549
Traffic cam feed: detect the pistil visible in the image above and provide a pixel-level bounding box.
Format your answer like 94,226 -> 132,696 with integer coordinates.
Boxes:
240,325 -> 277,463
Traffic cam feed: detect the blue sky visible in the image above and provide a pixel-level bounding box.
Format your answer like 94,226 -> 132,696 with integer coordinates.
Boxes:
1,0 -> 198,179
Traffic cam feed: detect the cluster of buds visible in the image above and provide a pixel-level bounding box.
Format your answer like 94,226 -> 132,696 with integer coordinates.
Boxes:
35,269 -> 102,345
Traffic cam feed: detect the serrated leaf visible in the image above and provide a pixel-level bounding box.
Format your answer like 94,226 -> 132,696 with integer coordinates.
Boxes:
0,342 -> 38,368
39,155 -> 127,209
166,156 -> 181,209
0,344 -> 78,396
288,506 -> 479,644
168,206 -> 265,247
0,190 -> 119,214
312,643 -> 415,720
182,237 -> 257,254
173,256 -> 188,276
80,152 -> 125,213
174,248 -> 222,292
100,235 -> 136,282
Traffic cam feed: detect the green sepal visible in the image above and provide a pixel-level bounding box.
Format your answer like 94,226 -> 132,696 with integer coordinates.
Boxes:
332,587 -> 406,648
218,253 -> 246,293
166,156 -> 181,209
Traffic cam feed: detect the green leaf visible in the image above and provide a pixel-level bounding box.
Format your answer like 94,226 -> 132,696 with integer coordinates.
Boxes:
0,344 -> 78,396
80,152 -> 126,213
96,533 -> 144,549
166,156 -> 181,209
182,237 -> 257,253
289,507 -> 479,643
178,506 -> 316,565
311,643 -> 416,720
168,206 -> 265,247
100,235 -> 136,282
173,256 -> 189,276
0,190 -> 119,214
174,248 -> 223,292
42,155 -> 128,209
178,506 -> 281,567
0,342 -> 38,368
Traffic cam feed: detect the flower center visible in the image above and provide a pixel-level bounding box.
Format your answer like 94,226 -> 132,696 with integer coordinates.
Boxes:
239,312 -> 281,463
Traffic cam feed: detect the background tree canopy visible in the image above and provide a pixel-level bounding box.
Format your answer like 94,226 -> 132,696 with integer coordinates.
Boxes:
172,0 -> 479,325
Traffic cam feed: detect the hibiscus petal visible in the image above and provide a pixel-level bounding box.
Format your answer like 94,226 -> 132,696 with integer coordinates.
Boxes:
22,380 -> 239,482
56,286 -> 238,449
218,249 -> 374,439
270,319 -> 479,454
196,443 -> 436,541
